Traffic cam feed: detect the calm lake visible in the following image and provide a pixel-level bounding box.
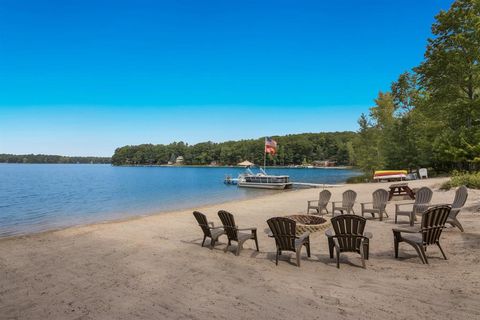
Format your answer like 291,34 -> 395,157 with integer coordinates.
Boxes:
0,164 -> 361,237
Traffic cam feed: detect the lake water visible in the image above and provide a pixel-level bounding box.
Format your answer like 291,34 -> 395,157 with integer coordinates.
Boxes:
0,164 -> 361,237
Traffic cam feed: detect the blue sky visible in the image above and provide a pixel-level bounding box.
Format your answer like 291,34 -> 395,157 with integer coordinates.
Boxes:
0,0 -> 452,156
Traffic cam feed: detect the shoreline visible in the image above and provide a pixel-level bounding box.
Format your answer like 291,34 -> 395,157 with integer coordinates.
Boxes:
0,187 -> 297,242
0,162 -> 356,169
0,177 -> 456,241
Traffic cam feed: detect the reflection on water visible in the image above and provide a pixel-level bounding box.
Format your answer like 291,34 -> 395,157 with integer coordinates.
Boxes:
0,164 -> 361,237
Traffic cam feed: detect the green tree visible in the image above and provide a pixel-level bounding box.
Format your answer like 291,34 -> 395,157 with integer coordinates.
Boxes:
415,0 -> 480,169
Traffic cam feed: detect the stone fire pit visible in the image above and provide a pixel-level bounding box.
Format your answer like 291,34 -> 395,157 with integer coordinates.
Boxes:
286,214 -> 331,236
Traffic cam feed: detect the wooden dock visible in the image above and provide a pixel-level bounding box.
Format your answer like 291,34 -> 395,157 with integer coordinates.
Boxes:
292,182 -> 344,188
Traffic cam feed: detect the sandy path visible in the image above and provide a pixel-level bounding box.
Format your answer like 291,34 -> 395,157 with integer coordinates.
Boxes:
0,178 -> 479,320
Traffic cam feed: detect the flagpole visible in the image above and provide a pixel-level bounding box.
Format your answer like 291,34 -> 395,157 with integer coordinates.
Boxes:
263,137 -> 267,170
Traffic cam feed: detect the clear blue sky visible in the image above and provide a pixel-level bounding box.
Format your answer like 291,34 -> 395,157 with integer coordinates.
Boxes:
0,0 -> 452,156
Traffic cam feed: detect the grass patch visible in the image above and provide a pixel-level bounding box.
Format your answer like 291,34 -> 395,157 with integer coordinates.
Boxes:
346,174 -> 372,184
440,171 -> 480,190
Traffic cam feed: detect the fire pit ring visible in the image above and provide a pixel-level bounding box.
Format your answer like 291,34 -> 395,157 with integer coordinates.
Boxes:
286,214 -> 331,235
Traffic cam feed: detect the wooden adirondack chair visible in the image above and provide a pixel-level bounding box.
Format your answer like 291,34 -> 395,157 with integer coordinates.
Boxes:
193,211 -> 225,248
218,210 -> 259,256
447,185 -> 468,232
361,189 -> 389,221
325,214 -> 372,268
393,205 -> 451,264
307,189 -> 331,215
395,187 -> 433,226
267,217 -> 311,267
332,190 -> 357,215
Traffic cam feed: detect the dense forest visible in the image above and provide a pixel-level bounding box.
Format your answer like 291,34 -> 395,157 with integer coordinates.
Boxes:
0,154 -> 111,164
351,0 -> 479,175
111,132 -> 356,166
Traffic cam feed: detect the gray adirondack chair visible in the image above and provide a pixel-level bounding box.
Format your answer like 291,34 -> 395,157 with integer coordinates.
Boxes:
193,211 -> 225,248
218,210 -> 259,256
393,205 -> 451,264
361,189 -> 389,221
446,185 -> 468,232
395,187 -> 433,226
325,214 -> 372,268
332,190 -> 357,215
267,217 -> 311,267
307,189 -> 331,215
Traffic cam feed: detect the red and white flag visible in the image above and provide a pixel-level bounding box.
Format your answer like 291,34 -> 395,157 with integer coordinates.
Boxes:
265,137 -> 277,155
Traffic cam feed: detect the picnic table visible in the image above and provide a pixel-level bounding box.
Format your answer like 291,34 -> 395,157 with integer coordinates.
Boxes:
388,183 -> 415,200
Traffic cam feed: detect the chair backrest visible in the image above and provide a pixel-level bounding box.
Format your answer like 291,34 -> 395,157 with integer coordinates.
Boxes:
420,205 -> 451,245
413,187 -> 433,214
415,187 -> 433,204
331,214 -> 367,252
218,210 -> 238,241
193,211 -> 211,237
452,185 -> 468,209
372,189 -> 389,210
319,190 -> 332,205
267,217 -> 297,251
342,190 -> 357,207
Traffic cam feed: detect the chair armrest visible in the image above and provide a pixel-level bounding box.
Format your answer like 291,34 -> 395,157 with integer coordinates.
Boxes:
325,229 -> 334,237
307,200 -> 319,204
364,231 -> 373,239
392,227 -> 420,234
209,226 -> 223,230
297,232 -> 310,242
361,202 -> 373,205
238,227 -> 257,232
396,202 -> 415,208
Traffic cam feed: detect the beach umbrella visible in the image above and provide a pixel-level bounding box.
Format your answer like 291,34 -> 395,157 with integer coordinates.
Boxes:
237,160 -> 254,167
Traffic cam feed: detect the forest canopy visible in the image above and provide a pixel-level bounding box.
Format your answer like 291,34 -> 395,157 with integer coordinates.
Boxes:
111,132 -> 356,166
0,154 -> 111,164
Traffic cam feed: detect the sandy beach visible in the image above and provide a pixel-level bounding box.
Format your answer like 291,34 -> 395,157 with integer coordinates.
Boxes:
1,178 -> 479,320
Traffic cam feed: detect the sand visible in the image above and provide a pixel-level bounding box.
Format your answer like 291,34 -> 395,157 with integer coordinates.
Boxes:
0,178 -> 479,320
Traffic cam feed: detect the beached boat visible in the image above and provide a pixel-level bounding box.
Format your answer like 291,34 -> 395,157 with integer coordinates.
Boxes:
237,167 -> 293,190
373,170 -> 408,181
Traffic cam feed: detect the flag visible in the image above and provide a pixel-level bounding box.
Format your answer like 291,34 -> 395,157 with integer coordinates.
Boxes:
265,137 -> 277,155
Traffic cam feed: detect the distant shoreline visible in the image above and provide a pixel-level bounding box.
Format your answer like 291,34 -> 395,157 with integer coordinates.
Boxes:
113,164 -> 356,170
0,162 -> 356,169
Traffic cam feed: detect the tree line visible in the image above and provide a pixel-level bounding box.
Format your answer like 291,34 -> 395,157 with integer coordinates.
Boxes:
351,0 -> 480,175
111,132 -> 356,166
0,154 -> 111,164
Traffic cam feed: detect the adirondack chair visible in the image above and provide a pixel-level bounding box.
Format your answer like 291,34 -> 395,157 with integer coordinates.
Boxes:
332,190 -> 357,215
193,211 -> 225,248
446,185 -> 468,232
307,189 -> 331,215
393,205 -> 451,264
361,189 -> 389,221
218,210 -> 259,256
325,214 -> 372,268
267,217 -> 311,267
419,168 -> 428,179
395,187 -> 433,226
